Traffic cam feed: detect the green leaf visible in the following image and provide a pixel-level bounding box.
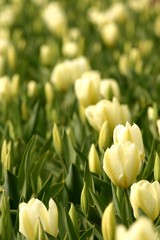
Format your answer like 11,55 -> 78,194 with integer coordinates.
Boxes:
36,173 -> 53,202
141,139 -> 155,179
123,190 -> 134,226
155,226 -> 160,237
63,130 -> 76,170
84,162 -> 95,193
65,163 -> 83,204
89,189 -> 105,217
111,184 -> 122,220
0,191 -> 14,240
23,102 -> 40,141
86,221 -> 103,240
47,181 -> 64,200
4,171 -> 19,208
30,150 -> 52,192
17,135 -> 36,198
80,226 -> 94,240
64,208 -> 79,240
57,203 -> 67,240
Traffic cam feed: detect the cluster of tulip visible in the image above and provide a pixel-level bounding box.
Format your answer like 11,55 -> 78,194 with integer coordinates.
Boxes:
0,0 -> 160,239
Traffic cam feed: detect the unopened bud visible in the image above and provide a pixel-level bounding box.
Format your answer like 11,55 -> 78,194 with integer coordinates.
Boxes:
27,81 -> 38,98
7,44 -> 16,69
80,182 -> 89,216
69,203 -> 79,232
156,119 -> 160,137
88,144 -> 101,175
11,74 -> 19,96
53,123 -> 63,155
98,121 -> 111,152
101,22 -> 119,47
154,153 -> 160,182
1,139 -> 11,171
102,202 -> 116,240
44,82 -> 54,104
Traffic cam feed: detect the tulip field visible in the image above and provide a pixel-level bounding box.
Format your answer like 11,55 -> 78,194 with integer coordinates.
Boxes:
1,0 -> 160,239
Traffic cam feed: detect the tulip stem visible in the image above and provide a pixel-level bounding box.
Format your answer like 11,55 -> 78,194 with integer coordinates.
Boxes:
10,209 -> 17,214
123,189 -> 134,227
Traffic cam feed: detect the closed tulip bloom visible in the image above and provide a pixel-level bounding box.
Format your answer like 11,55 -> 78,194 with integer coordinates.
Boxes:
98,121 -> 111,152
75,71 -> 100,107
113,122 -> 145,161
85,98 -> 131,132
50,57 -> 90,91
0,76 -> 11,101
116,217 -> 158,240
42,2 -> 67,37
27,81 -> 38,98
101,22 -> 119,47
102,202 -> 116,240
19,198 -> 58,239
103,142 -> 141,188
88,144 -> 101,175
130,180 -> 160,221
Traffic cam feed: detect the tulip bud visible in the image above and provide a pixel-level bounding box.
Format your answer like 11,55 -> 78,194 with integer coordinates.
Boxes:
85,98 -> 131,132
0,189 -> 12,239
80,182 -> 89,216
138,39 -> 153,57
147,106 -> 157,122
74,71 -> 100,107
7,44 -> 16,69
88,144 -> 101,175
113,122 -> 145,161
66,127 -> 76,147
0,56 -> 4,76
53,123 -> 63,155
154,153 -> 160,182
156,119 -> 160,137
116,217 -> 158,240
78,105 -> 86,124
154,16 -> 160,37
103,142 -> 141,188
69,203 -> 79,232
110,2 -> 127,23
98,121 -> 111,152
11,74 -> 20,96
100,79 -> 120,101
130,180 -> 160,220
42,2 -> 67,37
44,82 -> 54,104
1,139 -> 11,171
0,76 -> 11,101
118,54 -> 129,76
101,22 -> 119,47
62,41 -> 78,58
102,202 -> 116,240
27,81 -> 38,98
40,44 -> 54,66
19,198 -> 58,239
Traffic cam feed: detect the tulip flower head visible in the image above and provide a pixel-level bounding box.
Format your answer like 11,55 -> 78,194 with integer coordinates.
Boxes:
85,98 -> 131,132
102,202 -> 116,240
116,217 -> 158,240
130,180 -> 160,221
113,122 -> 145,161
19,198 -> 58,240
74,70 -> 101,107
103,142 -> 141,188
